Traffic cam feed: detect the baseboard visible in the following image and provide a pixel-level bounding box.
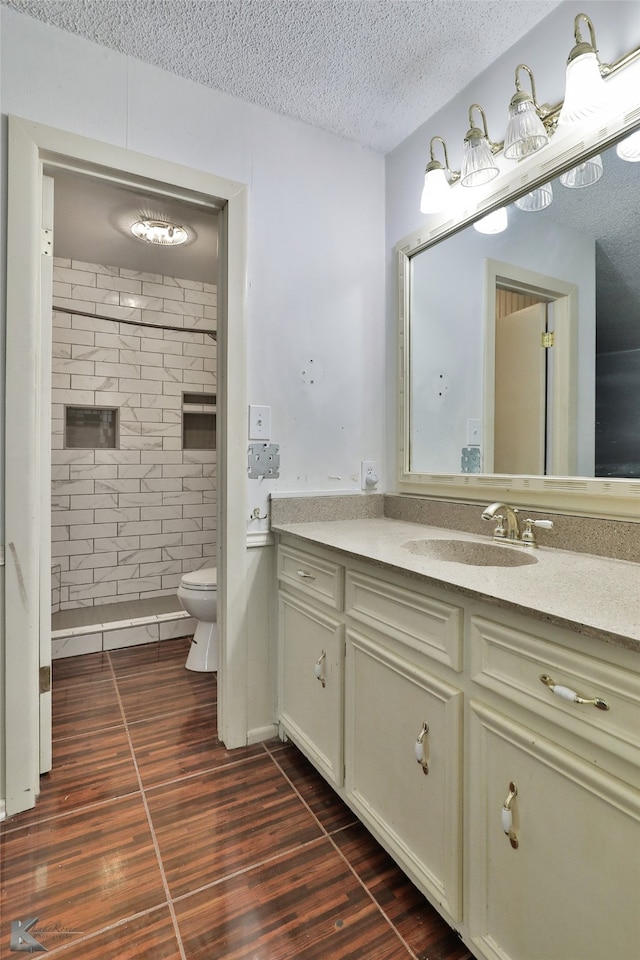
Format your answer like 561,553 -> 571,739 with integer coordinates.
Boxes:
247,723 -> 279,744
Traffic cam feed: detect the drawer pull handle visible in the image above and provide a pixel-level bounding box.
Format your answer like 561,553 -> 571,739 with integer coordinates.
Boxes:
414,721 -> 429,775
501,781 -> 519,849
296,569 -> 316,580
314,650 -> 326,687
540,674 -> 609,711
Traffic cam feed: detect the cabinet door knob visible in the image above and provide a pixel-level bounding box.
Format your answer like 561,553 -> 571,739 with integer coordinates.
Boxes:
314,650 -> 326,687
540,674 -> 609,711
414,721 -> 429,775
501,781 -> 519,849
296,568 -> 316,580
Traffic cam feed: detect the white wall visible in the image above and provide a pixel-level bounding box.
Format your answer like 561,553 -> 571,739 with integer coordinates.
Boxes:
0,6 -> 386,532
0,6 -> 386,799
385,0 -> 640,479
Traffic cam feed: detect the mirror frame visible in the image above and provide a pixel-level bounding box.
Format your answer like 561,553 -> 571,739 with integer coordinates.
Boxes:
396,71 -> 640,521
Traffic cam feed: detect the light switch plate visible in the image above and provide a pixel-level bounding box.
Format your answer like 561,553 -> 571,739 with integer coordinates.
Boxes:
248,404 -> 271,440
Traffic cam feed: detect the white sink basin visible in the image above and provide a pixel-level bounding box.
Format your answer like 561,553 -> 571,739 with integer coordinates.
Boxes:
403,538 -> 538,567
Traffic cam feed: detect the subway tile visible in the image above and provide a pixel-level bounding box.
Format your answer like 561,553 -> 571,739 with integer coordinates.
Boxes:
96,391 -> 141,407
95,507 -> 140,522
69,580 -> 116,601
160,354 -> 203,370
118,492 -> 163,507
69,464 -> 118,481
183,478 -> 213,492
53,479 -> 95,496
52,342 -> 73,359
119,349 -> 163,367
117,577 -> 162,595
54,266 -> 97,286
120,267 -> 163,282
95,331 -> 141,350
72,259 -> 118,275
53,296 -> 99,314
141,337 -> 184,356
52,509 -> 95,526
118,520 -> 162,536
185,288 -> 217,306
52,357 -> 94,376
184,370 -> 213,385
163,545 -> 204,561
52,495 -> 71,509
94,536 -> 140,553
159,617 -> 196,640
203,282 -> 217,294
70,374 -> 118,392
161,573 -> 183,589
140,394 -> 181,409
120,407 -> 163,423
162,438 -> 183,451
140,533 -> 183,549
183,531 -> 216,546
162,328 -> 204,344
141,506 -> 183,521
51,465 -> 71,481
118,548 -> 162,565
183,342 -> 215,358
182,504 -> 213,519
142,281 -> 185,301
139,560 -> 183,578
183,317 -> 216,332
120,293 -> 164,310
141,479 -> 183,493
163,300 -> 203,317
72,284 -> 120,305
93,563 -> 140,583
141,423 -> 181,437
162,492 -> 203,506
97,274 -> 142,294
126,323 -> 165,339
52,633 -> 103,658
94,361 -> 141,378
71,314 -> 118,333
95,479 -> 141,495
119,377 -> 163,394
69,551 -> 118,570
52,388 -> 94,405
162,518 -> 202,533
170,276 -> 202,291
118,464 -> 162,479
72,345 -> 120,362
51,526 -> 70,541
70,523 -> 118,540
99,304 -> 143,323
184,450 -> 216,463
51,538 -> 94,557
140,365 -> 182,382
60,568 -> 95,586
94,450 -> 141,464
52,280 -> 72,298
142,451 -> 183,464
120,436 -> 164,450
141,309 -> 183,328
70,494 -> 119,510
161,464 -> 202,478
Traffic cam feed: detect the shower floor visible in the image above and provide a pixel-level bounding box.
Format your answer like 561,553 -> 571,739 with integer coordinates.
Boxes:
52,595 -> 188,640
51,595 -> 193,658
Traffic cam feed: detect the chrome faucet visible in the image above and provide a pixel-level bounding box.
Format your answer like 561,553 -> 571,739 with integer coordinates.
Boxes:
481,502 -> 521,541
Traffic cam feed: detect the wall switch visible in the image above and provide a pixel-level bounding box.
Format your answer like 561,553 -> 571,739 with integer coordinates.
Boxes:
248,404 -> 271,440
361,460 -> 379,490
467,419 -> 482,446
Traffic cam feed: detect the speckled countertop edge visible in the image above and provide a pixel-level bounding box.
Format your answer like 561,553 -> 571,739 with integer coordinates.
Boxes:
272,518 -> 640,654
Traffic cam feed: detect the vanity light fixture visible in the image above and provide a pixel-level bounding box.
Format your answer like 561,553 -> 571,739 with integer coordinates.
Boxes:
559,154 -> 603,188
420,136 -> 460,214
130,218 -> 188,246
460,105 -> 500,187
616,130 -> 640,162
473,207 -> 508,235
514,182 -> 553,212
504,65 -> 549,160
557,13 -> 607,125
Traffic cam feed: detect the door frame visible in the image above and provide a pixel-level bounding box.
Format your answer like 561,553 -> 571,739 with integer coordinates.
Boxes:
483,259 -> 578,476
4,116 -> 249,816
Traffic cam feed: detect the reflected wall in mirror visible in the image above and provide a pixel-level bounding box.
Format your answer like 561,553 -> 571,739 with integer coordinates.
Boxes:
408,135 -> 640,480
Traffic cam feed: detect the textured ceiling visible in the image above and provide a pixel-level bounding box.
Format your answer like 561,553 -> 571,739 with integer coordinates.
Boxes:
3,0 -> 563,152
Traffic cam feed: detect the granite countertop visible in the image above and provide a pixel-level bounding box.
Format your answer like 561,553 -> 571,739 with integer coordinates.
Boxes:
272,517 -> 640,652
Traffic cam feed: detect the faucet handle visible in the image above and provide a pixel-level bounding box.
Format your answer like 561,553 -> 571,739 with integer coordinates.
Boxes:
522,518 -> 554,546
492,514 -> 507,539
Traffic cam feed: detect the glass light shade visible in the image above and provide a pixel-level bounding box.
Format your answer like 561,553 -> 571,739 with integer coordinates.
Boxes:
461,136 -> 499,187
504,99 -> 549,160
558,52 -> 607,125
616,131 -> 640,162
420,166 -> 452,214
473,208 -> 508,235
515,182 -> 553,212
130,219 -> 188,245
559,154 -> 603,188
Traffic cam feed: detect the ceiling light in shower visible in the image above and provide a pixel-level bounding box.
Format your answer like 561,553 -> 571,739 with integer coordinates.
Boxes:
131,219 -> 188,246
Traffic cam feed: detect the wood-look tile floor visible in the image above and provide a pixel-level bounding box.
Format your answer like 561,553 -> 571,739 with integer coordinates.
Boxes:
0,638 -> 474,960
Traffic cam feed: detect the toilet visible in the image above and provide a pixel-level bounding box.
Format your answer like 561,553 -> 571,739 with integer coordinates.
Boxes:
177,567 -> 218,672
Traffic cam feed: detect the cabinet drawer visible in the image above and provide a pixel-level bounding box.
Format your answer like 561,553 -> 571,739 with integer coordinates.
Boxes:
470,615 -> 640,769
346,570 -> 463,671
278,543 -> 344,610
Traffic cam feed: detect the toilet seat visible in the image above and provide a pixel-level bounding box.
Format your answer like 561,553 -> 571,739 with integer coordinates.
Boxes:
180,567 -> 217,592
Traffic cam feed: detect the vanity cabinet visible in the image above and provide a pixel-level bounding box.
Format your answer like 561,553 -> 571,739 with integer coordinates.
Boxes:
277,542 -> 345,786
275,534 -> 640,960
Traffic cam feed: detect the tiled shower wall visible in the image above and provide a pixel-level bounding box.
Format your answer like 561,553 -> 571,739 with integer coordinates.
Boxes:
51,258 -> 216,610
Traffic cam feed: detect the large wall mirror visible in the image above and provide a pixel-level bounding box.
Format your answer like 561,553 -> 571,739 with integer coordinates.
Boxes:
397,82 -> 640,520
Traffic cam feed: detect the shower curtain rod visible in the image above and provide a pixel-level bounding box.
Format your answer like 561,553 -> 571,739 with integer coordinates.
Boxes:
52,305 -> 217,340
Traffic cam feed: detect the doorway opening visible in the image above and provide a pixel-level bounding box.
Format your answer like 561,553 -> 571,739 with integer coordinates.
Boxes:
483,260 -> 578,477
5,117 -> 248,818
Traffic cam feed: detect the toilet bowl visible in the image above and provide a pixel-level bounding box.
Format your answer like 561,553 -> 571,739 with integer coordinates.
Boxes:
177,567 -> 218,672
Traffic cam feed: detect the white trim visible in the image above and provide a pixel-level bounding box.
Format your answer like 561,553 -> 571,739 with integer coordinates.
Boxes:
51,609 -> 191,640
4,116 -> 249,815
247,531 -> 275,548
247,723 -> 279,744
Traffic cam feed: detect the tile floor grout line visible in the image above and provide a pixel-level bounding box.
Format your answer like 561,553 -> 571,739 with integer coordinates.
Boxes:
107,651 -> 189,960
0,789 -> 144,835
266,745 -> 419,960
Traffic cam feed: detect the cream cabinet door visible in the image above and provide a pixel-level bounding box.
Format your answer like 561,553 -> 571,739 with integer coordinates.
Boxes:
278,591 -> 344,786
345,628 -> 464,922
468,700 -> 640,960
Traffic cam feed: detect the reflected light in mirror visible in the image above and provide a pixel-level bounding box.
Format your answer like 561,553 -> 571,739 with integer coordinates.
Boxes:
617,131 -> 640,162
515,182 -> 553,212
559,154 -> 603,188
473,208 -> 508,234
